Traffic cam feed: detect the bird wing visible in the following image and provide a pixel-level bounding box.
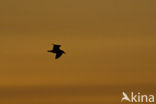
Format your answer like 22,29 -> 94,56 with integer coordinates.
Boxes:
55,52 -> 63,59
53,44 -> 61,50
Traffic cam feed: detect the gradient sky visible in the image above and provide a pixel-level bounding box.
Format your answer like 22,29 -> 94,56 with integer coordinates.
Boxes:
0,0 -> 156,104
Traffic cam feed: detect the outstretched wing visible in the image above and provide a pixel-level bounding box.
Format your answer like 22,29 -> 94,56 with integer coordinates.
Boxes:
53,44 -> 61,50
55,52 -> 63,59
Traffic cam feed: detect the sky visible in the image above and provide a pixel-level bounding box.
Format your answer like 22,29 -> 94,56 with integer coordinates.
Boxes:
0,0 -> 156,104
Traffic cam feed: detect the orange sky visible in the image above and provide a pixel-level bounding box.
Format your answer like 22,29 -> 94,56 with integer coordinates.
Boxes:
0,0 -> 156,104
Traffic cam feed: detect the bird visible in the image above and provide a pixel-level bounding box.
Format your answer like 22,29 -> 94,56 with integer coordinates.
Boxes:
121,92 -> 131,102
48,44 -> 65,59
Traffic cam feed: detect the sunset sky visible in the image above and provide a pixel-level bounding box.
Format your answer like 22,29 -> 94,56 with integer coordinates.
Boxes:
0,0 -> 156,104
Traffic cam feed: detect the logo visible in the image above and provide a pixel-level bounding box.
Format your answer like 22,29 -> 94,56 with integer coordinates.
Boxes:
121,92 -> 154,103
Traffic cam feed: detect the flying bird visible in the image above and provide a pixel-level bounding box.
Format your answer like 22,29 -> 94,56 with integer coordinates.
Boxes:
48,44 -> 65,59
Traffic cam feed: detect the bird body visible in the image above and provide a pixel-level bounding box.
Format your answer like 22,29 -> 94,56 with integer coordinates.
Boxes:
48,44 -> 65,59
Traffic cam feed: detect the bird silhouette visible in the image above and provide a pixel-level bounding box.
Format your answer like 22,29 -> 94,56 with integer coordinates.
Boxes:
48,44 -> 65,59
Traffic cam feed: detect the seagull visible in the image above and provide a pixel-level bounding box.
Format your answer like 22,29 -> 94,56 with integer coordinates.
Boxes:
121,92 -> 131,102
48,44 -> 65,59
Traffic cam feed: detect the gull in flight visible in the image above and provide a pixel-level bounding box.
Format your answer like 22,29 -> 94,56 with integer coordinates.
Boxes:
48,44 -> 65,59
